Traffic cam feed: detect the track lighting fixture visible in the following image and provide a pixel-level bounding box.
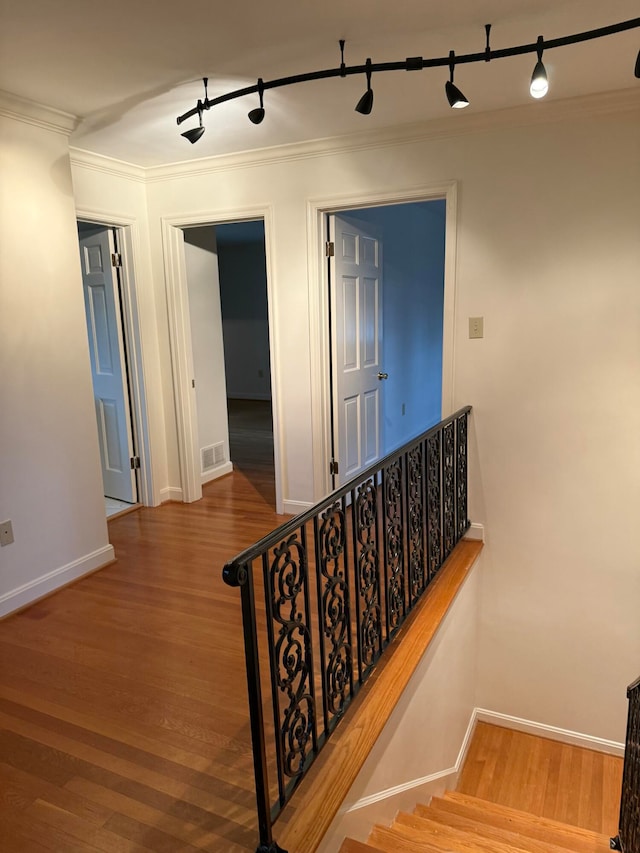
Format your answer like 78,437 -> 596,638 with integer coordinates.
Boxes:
181,104 -> 206,143
176,19 -> 640,143
355,58 -> 374,115
445,50 -> 470,109
530,36 -> 549,99
248,78 -> 265,124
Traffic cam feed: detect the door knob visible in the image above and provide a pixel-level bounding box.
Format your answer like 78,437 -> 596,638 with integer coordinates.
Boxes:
377,372 -> 388,380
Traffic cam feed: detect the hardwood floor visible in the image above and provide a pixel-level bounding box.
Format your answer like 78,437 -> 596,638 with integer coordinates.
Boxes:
457,721 -> 623,836
0,466 -> 286,852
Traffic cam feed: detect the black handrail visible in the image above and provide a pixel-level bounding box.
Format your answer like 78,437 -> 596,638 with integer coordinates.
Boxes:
223,406 -> 472,853
612,676 -> 640,853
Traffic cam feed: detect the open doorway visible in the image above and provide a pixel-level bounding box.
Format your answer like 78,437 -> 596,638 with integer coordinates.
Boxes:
182,220 -> 276,506
77,221 -> 139,518
326,198 -> 447,489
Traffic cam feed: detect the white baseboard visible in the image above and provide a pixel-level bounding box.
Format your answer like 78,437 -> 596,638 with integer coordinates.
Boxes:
347,706 -> 478,812
464,522 -> 485,541
0,544 -> 115,618
283,499 -> 314,516
159,486 -> 183,503
201,461 -> 233,485
475,708 -> 625,757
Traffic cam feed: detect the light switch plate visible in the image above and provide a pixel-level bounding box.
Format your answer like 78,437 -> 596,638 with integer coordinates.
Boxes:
0,520 -> 14,547
469,316 -> 484,339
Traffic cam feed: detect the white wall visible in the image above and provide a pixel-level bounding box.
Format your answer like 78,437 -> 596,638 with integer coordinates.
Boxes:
318,556 -> 480,850
217,237 -> 271,400
0,109 -> 113,615
140,98 -> 640,742
183,226 -> 232,481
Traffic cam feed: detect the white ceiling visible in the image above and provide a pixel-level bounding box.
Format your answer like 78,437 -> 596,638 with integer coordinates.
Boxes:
1,0 -> 638,166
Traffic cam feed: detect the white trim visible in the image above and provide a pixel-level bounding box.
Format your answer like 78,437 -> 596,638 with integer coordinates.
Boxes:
464,522 -> 485,541
144,89 -> 640,182
347,706 -> 478,812
307,182 -> 458,500
161,208 -> 284,513
70,148 -> 146,182
0,89 -> 78,135
75,211 -> 156,507
475,708 -> 625,757
201,461 -> 233,485
159,486 -> 183,503
0,545 -> 114,618
283,499 -> 314,516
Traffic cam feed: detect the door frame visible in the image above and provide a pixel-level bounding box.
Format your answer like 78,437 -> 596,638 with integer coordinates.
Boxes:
161,206 -> 284,513
76,209 -> 154,507
307,181 -> 458,501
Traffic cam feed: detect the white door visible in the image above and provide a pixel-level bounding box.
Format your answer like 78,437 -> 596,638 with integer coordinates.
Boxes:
79,226 -> 137,503
330,213 -> 384,486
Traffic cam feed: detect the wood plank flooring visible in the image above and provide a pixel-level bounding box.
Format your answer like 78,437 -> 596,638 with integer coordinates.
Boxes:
457,722 -> 623,836
0,461 -> 285,852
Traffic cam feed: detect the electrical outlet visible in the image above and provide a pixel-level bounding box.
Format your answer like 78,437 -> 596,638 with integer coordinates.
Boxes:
402,403 -> 406,416
0,520 -> 14,547
469,316 -> 484,339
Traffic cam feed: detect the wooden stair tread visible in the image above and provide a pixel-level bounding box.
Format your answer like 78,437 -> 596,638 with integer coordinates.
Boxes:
339,839 -> 387,853
403,808 -> 576,853
390,811 -> 555,853
440,792 -> 611,851
368,823 -> 452,852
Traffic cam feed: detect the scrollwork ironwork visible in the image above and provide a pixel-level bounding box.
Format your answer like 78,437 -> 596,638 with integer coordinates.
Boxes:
384,461 -> 404,633
618,678 -> 640,853
355,479 -> 382,675
456,414 -> 468,538
427,433 -> 442,579
442,421 -> 455,560
407,445 -> 425,604
317,503 -> 352,725
270,534 -> 315,778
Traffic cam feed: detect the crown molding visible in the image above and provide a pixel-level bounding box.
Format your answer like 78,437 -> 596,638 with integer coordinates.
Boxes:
69,147 -> 146,182
144,86 -> 640,183
0,90 -> 78,135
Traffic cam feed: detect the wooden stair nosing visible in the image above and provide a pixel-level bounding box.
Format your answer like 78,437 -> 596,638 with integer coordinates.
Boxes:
368,823 -> 449,853
441,792 -> 611,851
399,808 -> 575,853
339,838 -> 387,853
390,811 -> 552,853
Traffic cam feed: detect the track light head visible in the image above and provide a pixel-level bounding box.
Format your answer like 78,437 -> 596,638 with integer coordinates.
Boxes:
181,103 -> 205,143
530,36 -> 548,98
445,80 -> 470,109
635,48 -> 640,78
248,78 -> 265,124
355,58 -> 374,114
446,51 -> 469,109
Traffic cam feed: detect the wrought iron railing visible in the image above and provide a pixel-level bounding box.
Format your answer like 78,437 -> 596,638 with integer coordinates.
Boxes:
222,406 -> 472,853
612,676 -> 640,853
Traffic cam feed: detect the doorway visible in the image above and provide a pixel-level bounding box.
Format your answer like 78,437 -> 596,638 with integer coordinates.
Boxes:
77,222 -> 138,517
181,219 -> 276,507
327,199 -> 447,488
308,181 -> 457,500
76,216 -> 152,516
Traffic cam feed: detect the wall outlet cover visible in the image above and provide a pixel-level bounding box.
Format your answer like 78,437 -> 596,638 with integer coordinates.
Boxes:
0,520 -> 14,547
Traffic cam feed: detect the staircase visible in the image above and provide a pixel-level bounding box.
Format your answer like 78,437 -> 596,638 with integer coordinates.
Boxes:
339,791 -> 612,852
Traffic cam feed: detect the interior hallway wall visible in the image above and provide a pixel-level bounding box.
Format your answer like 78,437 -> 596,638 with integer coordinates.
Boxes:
0,108 -> 112,615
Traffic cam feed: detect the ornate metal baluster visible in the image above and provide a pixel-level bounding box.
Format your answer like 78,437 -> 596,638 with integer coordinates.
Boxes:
354,479 -> 382,680
383,459 -> 404,638
407,443 -> 425,604
314,502 -> 353,736
456,413 -> 469,538
426,432 -> 442,580
442,421 -> 455,560
613,677 -> 640,852
267,531 -> 316,791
